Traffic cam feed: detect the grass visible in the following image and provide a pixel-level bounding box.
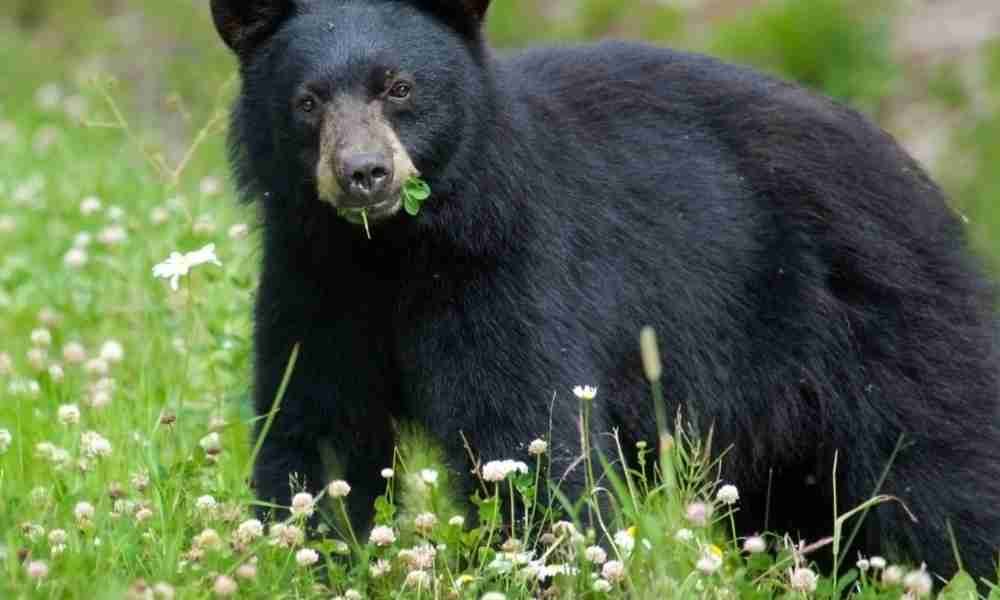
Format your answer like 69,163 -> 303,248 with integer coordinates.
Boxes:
2,2 -> 1000,598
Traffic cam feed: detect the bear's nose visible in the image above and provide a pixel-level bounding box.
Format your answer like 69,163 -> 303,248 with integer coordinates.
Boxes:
340,153 -> 393,206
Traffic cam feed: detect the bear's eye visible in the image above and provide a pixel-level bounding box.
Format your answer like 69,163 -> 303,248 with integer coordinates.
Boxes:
388,81 -> 412,100
297,96 -> 318,114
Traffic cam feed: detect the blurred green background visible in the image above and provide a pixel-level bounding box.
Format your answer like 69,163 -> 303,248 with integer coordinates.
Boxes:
2,0 -> 999,264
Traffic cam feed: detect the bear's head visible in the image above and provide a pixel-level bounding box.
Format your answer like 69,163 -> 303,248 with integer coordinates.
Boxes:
212,0 -> 493,228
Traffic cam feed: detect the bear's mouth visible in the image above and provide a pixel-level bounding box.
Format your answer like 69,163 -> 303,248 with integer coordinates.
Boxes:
336,195 -> 403,226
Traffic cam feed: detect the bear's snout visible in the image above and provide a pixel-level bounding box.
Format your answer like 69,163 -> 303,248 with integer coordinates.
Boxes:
337,151 -> 394,208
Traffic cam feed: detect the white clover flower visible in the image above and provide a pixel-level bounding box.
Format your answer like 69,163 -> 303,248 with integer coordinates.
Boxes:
26,560 -> 49,580
369,526 -> 396,546
882,565 -> 904,586
0,429 -> 12,454
789,567 -> 818,592
696,547 -> 723,575
685,501 -> 712,527
743,535 -> 766,554
715,484 -> 739,505
235,563 -> 257,580
585,545 -> 608,564
593,579 -> 613,593
48,364 -> 64,382
106,205 -> 124,221
344,590 -> 362,600
419,468 -> 438,485
152,244 -> 222,291
370,559 -> 391,578
399,544 -> 437,571
213,575 -> 237,596
614,529 -> 636,557
380,468 -> 394,479
413,512 -> 438,535
79,195 -> 102,215
74,501 -> 95,523
291,492 -> 315,518
199,432 -> 222,454
481,459 -> 529,482
228,223 -> 249,240
528,439 -> 547,456
869,556 -> 887,570
81,431 -> 112,458
448,515 -> 465,528
235,519 -> 264,544
572,385 -> 598,400
98,224 -> 127,246
857,558 -> 870,572
99,340 -> 124,363
195,495 -> 217,514
194,528 -> 223,550
602,560 -> 626,583
64,247 -> 89,268
903,566 -> 932,597
481,593 -> 507,600
30,328 -> 52,347
27,347 -> 47,370
84,357 -> 109,377
48,528 -> 67,546
135,507 -> 154,523
269,523 -> 305,548
327,480 -> 351,498
58,404 -> 80,425
200,176 -> 223,197
295,548 -> 320,567
153,582 -> 176,598
404,570 -> 431,589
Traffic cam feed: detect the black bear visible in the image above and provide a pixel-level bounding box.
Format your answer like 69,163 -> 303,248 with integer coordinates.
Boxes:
211,0 -> 1000,578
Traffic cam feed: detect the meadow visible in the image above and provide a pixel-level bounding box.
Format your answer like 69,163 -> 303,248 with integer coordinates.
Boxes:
1,1 -> 999,598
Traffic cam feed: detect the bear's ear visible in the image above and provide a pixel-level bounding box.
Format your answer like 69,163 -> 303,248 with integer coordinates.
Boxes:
211,0 -> 295,56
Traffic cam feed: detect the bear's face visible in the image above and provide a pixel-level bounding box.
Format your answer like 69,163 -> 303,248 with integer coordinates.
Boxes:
213,0 -> 492,227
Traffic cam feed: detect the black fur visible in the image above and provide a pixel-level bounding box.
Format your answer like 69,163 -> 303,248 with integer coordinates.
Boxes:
215,0 -> 1000,578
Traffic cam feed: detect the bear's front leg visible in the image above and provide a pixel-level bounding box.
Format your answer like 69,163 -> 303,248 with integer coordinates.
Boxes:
251,271 -> 398,537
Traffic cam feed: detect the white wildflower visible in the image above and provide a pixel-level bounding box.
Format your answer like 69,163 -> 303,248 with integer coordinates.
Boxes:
213,575 -> 237,596
414,512 -> 437,535
79,196 -> 102,215
685,501 -> 712,527
585,545 -> 608,564
295,548 -> 319,567
64,247 -> 88,268
228,223 -> 249,240
291,492 -> 315,518
0,429 -> 12,454
380,468 -> 394,479
327,480 -> 351,498
789,567 -> 818,593
572,385 -> 598,400
370,559 -> 391,578
903,565 -> 933,597
57,404 -> 80,425
882,565 -> 904,586
715,484 -> 739,505
448,515 -> 465,528
593,579 -> 613,593
97,224 -> 127,246
30,328 -> 52,347
48,363 -> 64,382
613,529 -> 635,557
74,501 -> 95,523
81,431 -> 112,458
528,439 -> 548,455
404,570 -> 431,589
674,528 -> 694,542
743,535 -> 766,554
602,560 -> 626,583
419,468 -> 438,485
481,459 -> 529,482
99,340 -> 124,363
152,244 -> 222,291
869,556 -> 887,570
369,526 -> 396,546
26,560 -> 49,580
